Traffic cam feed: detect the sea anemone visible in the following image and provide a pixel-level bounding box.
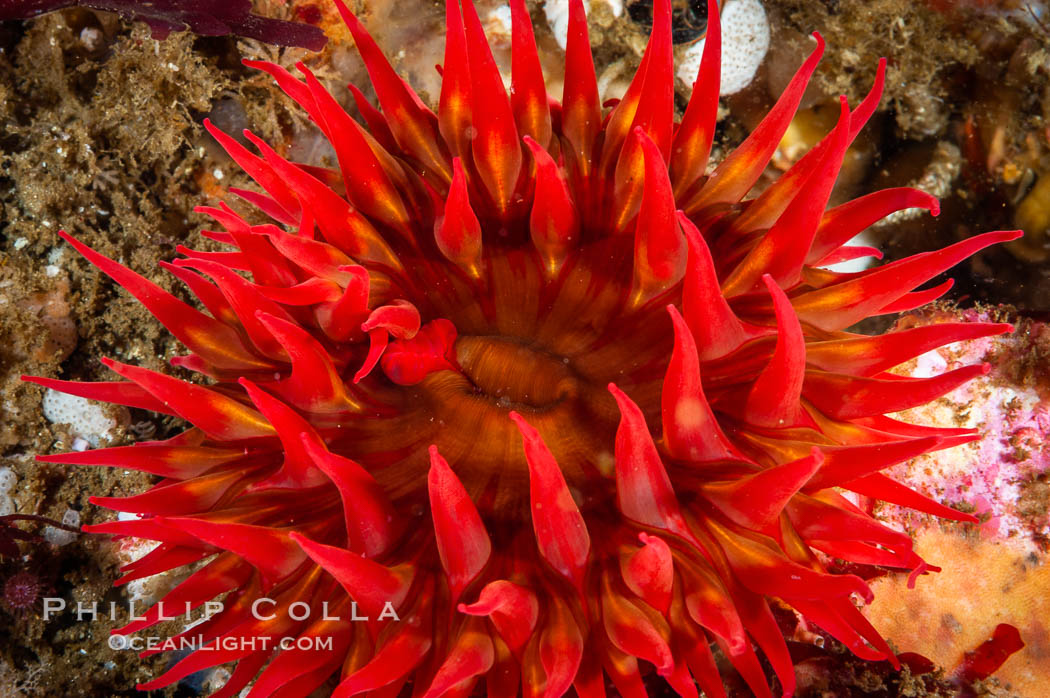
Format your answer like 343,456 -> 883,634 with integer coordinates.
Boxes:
2,569 -> 47,616
25,0 -> 1020,695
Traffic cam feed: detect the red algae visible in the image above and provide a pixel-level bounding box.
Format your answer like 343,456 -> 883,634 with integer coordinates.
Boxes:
0,0 -> 327,49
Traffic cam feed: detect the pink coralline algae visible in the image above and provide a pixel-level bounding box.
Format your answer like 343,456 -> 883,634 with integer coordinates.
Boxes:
863,306 -> 1050,696
881,307 -> 1050,547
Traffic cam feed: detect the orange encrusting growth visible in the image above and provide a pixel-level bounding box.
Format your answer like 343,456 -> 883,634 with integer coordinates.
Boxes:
25,0 -> 1019,696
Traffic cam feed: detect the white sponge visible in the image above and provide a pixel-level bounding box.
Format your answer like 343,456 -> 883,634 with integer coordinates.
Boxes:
0,467 -> 16,495
546,0 -> 624,50
676,0 -> 770,95
0,466 -> 16,516
43,508 -> 79,546
41,389 -> 129,448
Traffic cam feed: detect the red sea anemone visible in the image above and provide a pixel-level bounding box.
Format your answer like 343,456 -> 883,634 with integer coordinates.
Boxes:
24,0 -> 1020,695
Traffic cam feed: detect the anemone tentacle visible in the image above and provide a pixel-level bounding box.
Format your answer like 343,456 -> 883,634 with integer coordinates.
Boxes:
27,0 -> 1018,695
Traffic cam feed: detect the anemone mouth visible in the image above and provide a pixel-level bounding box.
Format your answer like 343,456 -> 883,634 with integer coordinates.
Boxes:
417,333 -> 617,516
453,335 -> 584,411
373,240 -> 673,516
